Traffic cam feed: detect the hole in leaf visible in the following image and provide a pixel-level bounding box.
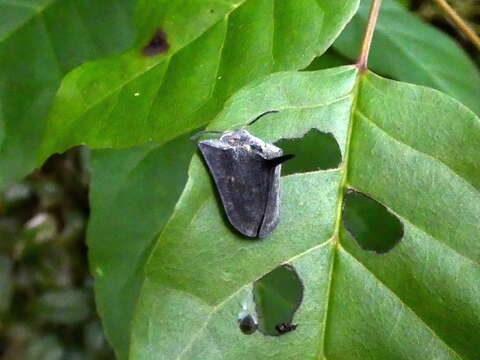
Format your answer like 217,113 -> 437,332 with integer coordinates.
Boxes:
342,190 -> 404,254
253,264 -> 303,336
275,129 -> 341,175
142,29 -> 169,56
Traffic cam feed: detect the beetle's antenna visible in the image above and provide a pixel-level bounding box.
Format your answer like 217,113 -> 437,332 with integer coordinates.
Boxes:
266,154 -> 295,167
192,111 -> 279,141
190,130 -> 223,141
247,110 -> 279,126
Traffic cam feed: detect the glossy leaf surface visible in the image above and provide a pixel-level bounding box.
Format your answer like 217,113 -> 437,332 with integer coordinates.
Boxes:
39,0 -> 359,160
0,0 -> 136,188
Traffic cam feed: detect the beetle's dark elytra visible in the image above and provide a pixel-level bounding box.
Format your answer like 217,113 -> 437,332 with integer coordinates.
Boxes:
197,129 -> 292,238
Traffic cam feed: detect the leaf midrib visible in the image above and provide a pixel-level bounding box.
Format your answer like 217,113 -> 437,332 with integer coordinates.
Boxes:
130,66 -> 474,359
317,67 -> 362,359
173,238 -> 335,360
326,71 -> 471,359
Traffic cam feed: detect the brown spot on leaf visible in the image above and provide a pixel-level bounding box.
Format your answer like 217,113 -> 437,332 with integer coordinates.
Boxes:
142,29 -> 169,56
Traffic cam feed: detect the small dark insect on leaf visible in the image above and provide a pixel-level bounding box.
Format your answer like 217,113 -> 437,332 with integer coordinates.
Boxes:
238,314 -> 258,335
275,322 -> 297,334
196,112 -> 293,238
142,29 -> 169,56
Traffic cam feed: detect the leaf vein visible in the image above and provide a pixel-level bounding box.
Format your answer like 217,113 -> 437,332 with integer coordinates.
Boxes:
340,246 -> 463,360
355,109 -> 480,194
398,214 -> 480,268
175,239 -> 334,360
319,70 -> 362,359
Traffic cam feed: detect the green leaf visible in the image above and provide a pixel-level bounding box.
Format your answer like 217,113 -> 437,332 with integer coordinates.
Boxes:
32,289 -> 91,325
333,0 -> 480,114
303,49 -> 350,71
26,335 -> 64,360
0,0 -> 136,189
84,2 -> 360,356
38,0 -> 360,161
87,135 -> 195,359
0,255 -> 13,316
130,66 -> 480,359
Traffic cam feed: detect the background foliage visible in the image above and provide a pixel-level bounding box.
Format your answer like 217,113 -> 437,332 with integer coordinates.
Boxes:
0,0 -> 479,359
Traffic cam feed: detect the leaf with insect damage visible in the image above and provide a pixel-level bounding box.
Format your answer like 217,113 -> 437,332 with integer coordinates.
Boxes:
130,66 -> 480,359
84,1 -> 360,357
38,0 -> 360,161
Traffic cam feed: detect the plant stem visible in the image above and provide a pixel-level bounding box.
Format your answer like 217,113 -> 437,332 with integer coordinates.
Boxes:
432,0 -> 480,51
357,0 -> 383,71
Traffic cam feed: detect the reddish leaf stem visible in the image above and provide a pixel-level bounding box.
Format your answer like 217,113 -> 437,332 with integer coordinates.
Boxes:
357,0 -> 383,71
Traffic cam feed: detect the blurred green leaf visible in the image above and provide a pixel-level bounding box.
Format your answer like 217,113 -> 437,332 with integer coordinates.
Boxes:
59,209 -> 86,245
0,217 -> 21,249
129,67 -> 480,359
63,350 -> 86,360
33,289 -> 91,325
26,335 -> 64,360
0,0 -> 136,189
22,213 -> 58,247
33,179 -> 64,210
334,0 -> 480,114
2,182 -> 33,209
395,0 -> 411,7
87,135 -> 195,358
84,321 -> 111,357
34,247 -> 73,288
0,255 -> 13,317
0,147 -> 101,357
38,0 -> 360,162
